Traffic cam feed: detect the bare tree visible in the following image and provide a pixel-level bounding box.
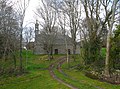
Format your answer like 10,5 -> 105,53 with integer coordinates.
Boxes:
39,26 -> 58,60
15,0 -> 30,72
57,10 -> 70,67
58,0 -> 81,61
36,0 -> 57,60
24,27 -> 34,46
0,0 -> 20,73
104,0 -> 119,76
23,27 -> 34,68
80,0 -> 119,76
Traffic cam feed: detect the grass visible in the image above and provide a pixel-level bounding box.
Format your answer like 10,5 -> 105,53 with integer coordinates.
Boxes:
62,55 -> 82,69
101,48 -> 106,57
0,51 -> 119,89
0,50 -> 55,72
54,69 -> 96,89
54,55 -> 120,89
0,70 -> 70,89
63,70 -> 120,89
53,55 -> 97,89
0,51 -> 70,89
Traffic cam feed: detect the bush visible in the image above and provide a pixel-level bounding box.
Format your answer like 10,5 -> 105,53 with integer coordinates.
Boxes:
85,71 -> 99,80
110,25 -> 120,70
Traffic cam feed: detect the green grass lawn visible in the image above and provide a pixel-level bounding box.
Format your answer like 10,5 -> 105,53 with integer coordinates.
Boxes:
63,69 -> 120,89
0,70 -> 70,89
0,51 -> 119,89
52,55 -> 97,89
56,55 -> 120,89
54,69 -> 97,89
0,51 -> 69,89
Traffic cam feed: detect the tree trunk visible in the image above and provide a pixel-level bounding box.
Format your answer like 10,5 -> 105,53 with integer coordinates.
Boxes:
63,13 -> 69,67
26,49 -> 28,69
13,52 -> 16,69
104,0 -> 119,77
73,43 -> 76,61
65,36 -> 69,67
48,53 -> 51,61
19,27 -> 23,72
50,46 -> 53,60
105,32 -> 110,76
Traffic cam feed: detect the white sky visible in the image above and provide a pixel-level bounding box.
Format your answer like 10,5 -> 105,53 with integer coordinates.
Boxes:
11,0 -> 118,42
10,0 -> 40,28
23,0 -> 39,28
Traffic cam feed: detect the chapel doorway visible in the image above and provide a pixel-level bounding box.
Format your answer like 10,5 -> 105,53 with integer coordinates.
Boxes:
68,49 -> 71,55
54,49 -> 58,54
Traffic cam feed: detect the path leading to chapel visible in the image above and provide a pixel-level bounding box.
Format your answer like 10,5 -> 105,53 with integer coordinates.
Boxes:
48,57 -> 78,89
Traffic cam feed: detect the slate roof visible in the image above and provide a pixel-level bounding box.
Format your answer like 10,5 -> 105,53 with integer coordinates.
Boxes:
37,33 -> 72,45
54,34 -> 72,45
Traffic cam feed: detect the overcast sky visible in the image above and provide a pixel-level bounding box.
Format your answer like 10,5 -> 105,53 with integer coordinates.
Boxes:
23,0 -> 39,28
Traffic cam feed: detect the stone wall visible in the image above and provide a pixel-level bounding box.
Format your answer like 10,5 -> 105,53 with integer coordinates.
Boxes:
34,43 -> 80,54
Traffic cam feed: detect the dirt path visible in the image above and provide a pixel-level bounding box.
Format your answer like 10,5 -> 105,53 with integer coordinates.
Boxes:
49,57 -> 78,89
49,56 -> 104,89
